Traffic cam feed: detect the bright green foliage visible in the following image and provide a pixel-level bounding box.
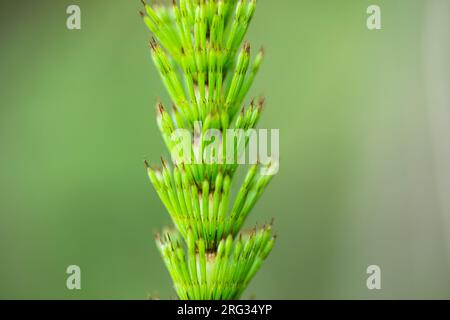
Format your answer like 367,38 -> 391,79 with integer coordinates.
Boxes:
140,0 -> 276,300
145,160 -> 274,250
156,225 -> 275,300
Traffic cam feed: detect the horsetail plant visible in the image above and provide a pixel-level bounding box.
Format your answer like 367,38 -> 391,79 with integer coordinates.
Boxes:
140,0 -> 277,300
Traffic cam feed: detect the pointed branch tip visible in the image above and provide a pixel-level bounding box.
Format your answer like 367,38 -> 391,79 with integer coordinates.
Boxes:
243,42 -> 251,53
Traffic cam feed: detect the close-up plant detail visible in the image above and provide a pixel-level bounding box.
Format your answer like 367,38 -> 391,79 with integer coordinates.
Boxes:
140,0 -> 277,300
2,0 -> 449,307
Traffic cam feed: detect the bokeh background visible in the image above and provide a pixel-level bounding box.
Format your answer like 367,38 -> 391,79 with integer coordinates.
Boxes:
0,0 -> 449,299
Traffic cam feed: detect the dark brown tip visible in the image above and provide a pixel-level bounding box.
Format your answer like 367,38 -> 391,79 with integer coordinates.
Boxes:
243,42 -> 250,54
139,10 -> 145,18
144,160 -> 150,168
258,96 -> 265,106
157,101 -> 165,114
161,157 -> 168,168
149,37 -> 158,51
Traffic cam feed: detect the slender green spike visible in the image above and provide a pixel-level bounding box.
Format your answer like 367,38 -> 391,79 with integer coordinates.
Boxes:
208,48 -> 217,105
225,234 -> 233,258
201,179 -> 210,243
217,175 -> 230,235
238,47 -> 264,104
234,107 -> 245,128
232,189 -> 257,233
226,43 -> 251,115
212,172 -> 223,220
176,247 -> 190,284
261,236 -> 276,260
191,183 -> 202,234
145,162 -> 160,188
174,166 -> 189,220
198,238 -> 207,286
141,0 -> 161,25
188,229 -> 200,298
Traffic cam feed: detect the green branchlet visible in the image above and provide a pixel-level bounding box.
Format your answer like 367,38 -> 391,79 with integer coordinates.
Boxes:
156,225 -> 275,300
145,159 -> 274,249
141,0 -> 262,130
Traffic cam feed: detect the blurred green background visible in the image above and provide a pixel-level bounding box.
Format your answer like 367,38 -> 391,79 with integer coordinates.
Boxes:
1,0 -> 449,299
